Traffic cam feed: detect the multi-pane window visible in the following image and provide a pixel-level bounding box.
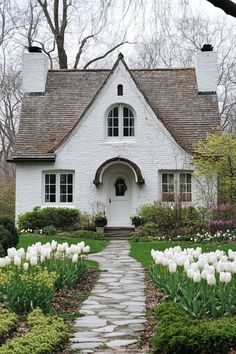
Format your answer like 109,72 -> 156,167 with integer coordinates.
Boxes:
107,105 -> 135,138
161,172 -> 192,202
44,172 -> 74,203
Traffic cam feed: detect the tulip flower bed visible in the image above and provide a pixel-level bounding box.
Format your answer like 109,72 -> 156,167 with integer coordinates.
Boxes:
0,308 -> 69,354
150,246 -> 236,318
0,240 -> 90,314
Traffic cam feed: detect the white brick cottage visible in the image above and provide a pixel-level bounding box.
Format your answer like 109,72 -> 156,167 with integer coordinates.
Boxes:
11,46 -> 219,227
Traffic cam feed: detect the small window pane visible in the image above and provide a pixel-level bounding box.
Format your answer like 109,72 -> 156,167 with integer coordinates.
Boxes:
124,128 -> 128,136
123,107 -> 129,117
50,194 -> 56,202
45,174 -> 49,184
114,118 -> 119,126
68,174 -> 73,184
60,185 -> 66,194
50,174 -> 56,184
114,107 -> 118,116
68,195 -> 73,202
60,195 -> 66,203
114,128 -> 119,136
60,174 -> 66,184
68,185 -> 73,194
108,127 -> 112,136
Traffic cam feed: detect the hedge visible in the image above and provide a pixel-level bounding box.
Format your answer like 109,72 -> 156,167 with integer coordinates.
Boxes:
0,308 -> 69,354
17,207 -> 81,231
152,302 -> 236,354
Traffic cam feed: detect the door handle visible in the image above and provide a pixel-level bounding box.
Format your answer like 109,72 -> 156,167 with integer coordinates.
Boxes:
109,198 -> 111,203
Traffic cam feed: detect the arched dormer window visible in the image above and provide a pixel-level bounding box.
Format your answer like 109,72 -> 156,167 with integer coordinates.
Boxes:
117,84 -> 123,96
107,105 -> 135,138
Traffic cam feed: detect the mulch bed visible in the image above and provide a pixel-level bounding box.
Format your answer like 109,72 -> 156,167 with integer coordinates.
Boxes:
52,267 -> 99,324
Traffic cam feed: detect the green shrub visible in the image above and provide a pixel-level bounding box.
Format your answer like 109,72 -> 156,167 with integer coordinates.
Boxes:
0,309 -> 18,344
152,302 -> 236,354
0,268 -> 56,315
75,229 -> 105,240
0,225 -> 10,255
17,207 -> 81,231
138,203 -> 205,237
0,183 -> 15,220
43,225 -> 57,235
0,308 -> 69,354
0,216 -> 19,250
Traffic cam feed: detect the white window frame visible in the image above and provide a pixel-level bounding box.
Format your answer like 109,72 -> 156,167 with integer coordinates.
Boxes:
161,171 -> 192,203
43,171 -> 74,204
106,104 -> 135,140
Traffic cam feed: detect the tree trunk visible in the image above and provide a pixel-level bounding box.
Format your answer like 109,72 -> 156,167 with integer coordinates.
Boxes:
56,36 -> 68,69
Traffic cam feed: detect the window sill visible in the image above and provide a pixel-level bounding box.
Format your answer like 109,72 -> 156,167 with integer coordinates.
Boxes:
104,139 -> 136,144
42,203 -> 75,207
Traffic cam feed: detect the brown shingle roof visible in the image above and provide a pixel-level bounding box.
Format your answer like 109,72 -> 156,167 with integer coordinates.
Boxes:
12,60 -> 219,160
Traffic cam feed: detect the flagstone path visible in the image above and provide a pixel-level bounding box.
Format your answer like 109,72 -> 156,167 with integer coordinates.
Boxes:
70,240 -> 146,353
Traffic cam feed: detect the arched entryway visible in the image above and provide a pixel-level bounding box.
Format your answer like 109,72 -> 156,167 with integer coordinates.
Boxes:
93,157 -> 145,227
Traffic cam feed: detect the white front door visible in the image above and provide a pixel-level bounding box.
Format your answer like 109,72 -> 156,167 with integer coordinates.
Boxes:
108,173 -> 131,226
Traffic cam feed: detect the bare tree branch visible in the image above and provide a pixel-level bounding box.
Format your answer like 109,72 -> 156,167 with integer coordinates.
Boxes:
83,41 -> 129,69
73,35 -> 94,69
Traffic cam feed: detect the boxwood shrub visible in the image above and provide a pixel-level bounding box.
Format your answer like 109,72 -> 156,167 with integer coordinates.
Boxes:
17,207 -> 81,231
0,308 -> 69,354
0,309 -> 18,344
0,216 -> 19,252
152,302 -> 236,354
75,229 -> 106,240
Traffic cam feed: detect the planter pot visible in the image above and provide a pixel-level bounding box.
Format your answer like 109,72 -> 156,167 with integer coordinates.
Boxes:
96,226 -> 105,234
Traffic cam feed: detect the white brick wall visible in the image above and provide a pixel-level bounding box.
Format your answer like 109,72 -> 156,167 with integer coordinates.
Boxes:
196,51 -> 217,92
22,52 -> 48,93
16,61 -> 214,222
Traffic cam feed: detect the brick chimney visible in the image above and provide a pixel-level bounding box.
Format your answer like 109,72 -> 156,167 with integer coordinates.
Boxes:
22,47 -> 48,94
196,44 -> 217,93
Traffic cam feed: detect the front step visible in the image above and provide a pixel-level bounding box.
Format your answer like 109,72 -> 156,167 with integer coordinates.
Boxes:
105,227 -> 134,239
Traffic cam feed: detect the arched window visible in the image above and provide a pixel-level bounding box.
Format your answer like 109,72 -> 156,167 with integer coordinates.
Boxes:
117,84 -> 123,96
107,105 -> 135,138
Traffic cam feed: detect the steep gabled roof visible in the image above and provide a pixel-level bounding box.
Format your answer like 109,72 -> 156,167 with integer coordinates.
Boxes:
12,55 -> 219,160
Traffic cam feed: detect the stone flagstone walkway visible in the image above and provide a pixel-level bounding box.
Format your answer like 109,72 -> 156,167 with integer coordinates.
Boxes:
70,240 -> 146,353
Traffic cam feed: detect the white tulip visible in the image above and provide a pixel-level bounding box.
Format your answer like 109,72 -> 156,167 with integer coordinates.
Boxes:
168,262 -> 177,273
72,254 -> 78,263
231,262 -> 236,273
187,268 -> 195,279
51,240 -> 57,250
23,262 -> 29,271
17,248 -> 25,258
79,241 -> 85,248
4,256 -> 11,266
30,256 -> 38,266
0,258 -> 6,267
207,274 -> 216,286
193,272 -> 201,283
225,272 -> 232,283
82,246 -> 90,254
7,247 -> 16,259
224,262 -> 232,272
14,256 -> 21,266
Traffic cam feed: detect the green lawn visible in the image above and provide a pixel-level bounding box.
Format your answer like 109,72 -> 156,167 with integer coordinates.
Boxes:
18,234 -> 108,254
130,241 -> 236,268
